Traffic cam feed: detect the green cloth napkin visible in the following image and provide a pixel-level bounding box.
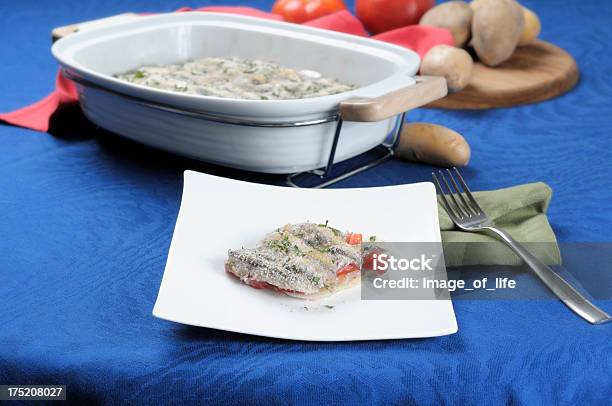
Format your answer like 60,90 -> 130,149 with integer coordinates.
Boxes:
439,182 -> 561,267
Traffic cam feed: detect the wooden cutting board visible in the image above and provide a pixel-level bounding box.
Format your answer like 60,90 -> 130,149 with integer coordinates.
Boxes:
426,40 -> 579,109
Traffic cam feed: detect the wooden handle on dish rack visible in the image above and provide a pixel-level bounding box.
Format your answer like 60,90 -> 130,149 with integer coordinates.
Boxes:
340,76 -> 448,122
51,13 -> 140,42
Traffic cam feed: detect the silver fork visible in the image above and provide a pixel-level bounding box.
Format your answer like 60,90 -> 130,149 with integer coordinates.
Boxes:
433,168 -> 612,325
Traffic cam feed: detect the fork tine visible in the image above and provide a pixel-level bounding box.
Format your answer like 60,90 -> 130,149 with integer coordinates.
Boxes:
446,169 -> 477,216
452,167 -> 484,215
432,172 -> 459,221
437,170 -> 468,219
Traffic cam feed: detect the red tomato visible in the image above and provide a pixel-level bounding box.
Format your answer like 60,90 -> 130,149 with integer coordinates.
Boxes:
337,263 -> 360,276
362,252 -> 376,271
362,249 -> 385,273
248,280 -> 302,294
248,280 -> 276,289
345,233 -> 363,245
355,0 -> 435,34
272,0 -> 348,23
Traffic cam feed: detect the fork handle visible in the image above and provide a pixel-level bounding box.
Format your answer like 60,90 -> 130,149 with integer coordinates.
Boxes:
484,227 -> 611,325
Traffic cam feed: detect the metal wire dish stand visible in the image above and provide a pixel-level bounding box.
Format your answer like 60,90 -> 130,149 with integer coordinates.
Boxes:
63,69 -> 442,188
285,112 -> 406,188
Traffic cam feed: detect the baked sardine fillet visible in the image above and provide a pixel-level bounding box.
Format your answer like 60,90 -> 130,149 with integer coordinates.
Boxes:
225,223 -> 364,299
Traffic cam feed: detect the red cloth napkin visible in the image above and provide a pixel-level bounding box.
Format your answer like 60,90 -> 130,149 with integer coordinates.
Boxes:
0,7 -> 453,132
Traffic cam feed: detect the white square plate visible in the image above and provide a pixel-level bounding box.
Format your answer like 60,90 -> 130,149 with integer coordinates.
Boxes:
153,171 -> 458,341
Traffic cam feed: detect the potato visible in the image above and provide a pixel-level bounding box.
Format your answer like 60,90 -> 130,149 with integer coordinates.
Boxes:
395,123 -> 471,167
420,45 -> 473,92
518,6 -> 541,46
419,1 -> 473,47
471,0 -> 525,66
469,0 -> 486,12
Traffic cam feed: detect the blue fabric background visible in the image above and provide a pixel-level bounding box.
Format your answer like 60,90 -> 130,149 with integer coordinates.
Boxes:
1,0 -> 611,404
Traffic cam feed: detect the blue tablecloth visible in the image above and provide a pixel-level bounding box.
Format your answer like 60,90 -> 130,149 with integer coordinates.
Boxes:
1,0 -> 611,404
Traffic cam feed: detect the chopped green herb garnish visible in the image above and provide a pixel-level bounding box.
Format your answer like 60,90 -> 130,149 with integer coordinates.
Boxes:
316,220 -> 342,237
315,246 -> 331,254
133,70 -> 145,79
328,227 -> 342,237
266,235 -> 292,254
292,244 -> 303,256
324,305 -> 334,309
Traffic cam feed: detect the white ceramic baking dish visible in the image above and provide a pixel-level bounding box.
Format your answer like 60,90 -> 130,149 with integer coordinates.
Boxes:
52,12 -> 447,173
